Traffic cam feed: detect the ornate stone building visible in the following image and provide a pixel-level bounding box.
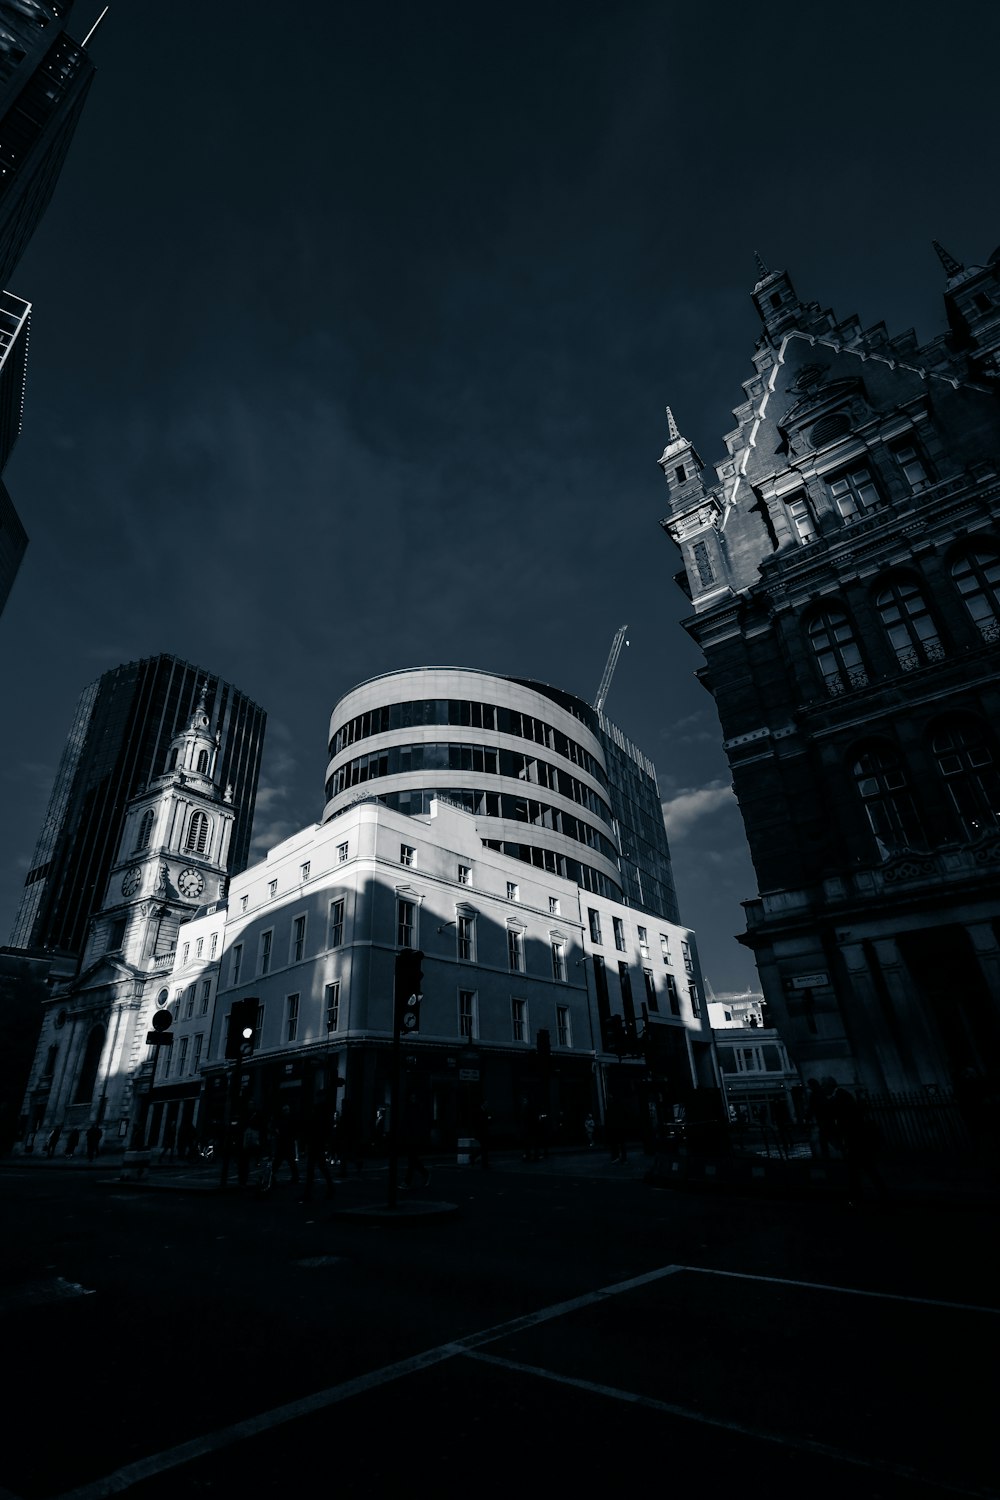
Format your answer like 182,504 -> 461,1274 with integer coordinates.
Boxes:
22,692 -> 235,1146
659,244 -> 1000,1095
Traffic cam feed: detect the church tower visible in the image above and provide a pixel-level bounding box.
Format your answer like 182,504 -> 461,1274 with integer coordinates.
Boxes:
21,688 -> 237,1143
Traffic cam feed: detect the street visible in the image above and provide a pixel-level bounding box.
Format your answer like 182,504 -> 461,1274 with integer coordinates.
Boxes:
1,1154 -> 996,1499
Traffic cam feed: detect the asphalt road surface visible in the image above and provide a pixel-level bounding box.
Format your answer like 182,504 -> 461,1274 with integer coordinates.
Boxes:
1,1154 -> 996,1499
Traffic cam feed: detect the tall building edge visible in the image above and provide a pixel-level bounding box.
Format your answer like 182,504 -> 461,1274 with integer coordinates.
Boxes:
659,243 -> 1000,1097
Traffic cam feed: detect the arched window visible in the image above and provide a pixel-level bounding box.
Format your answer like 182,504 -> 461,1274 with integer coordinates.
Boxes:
196,749 -> 209,773
73,1025 -> 105,1105
807,608 -> 867,695
952,547 -> 1000,642
852,744 -> 926,859
185,811 -> 209,854
136,809 -> 154,852
930,718 -> 1000,840
875,577 -> 944,670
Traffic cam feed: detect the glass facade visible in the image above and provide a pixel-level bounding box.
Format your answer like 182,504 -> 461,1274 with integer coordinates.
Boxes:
10,656 -> 266,956
324,669 -> 679,924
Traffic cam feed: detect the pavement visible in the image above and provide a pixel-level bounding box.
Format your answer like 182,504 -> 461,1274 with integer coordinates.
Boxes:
7,1140 -> 997,1210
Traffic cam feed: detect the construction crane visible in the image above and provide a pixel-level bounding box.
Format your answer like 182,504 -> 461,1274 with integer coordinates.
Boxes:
594,624 -> 628,714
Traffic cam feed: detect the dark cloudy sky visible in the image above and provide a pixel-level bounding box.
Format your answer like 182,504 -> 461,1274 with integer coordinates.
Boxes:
1,0 -> 997,992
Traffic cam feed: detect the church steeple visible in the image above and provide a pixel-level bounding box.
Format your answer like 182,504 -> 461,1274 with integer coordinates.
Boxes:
751,259 -> 806,341
163,682 -> 221,787
657,406 -> 706,507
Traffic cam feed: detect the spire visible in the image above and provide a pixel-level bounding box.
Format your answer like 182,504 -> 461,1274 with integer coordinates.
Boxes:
665,405 -> 680,442
753,250 -> 771,286
932,240 -> 965,279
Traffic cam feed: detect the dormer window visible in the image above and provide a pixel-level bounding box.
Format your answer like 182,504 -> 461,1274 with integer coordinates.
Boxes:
891,442 -> 928,490
185,811 -> 209,854
787,493 -> 817,544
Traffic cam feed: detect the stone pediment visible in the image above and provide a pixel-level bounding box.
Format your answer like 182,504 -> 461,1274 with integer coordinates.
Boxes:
60,953 -> 147,997
777,377 -> 869,455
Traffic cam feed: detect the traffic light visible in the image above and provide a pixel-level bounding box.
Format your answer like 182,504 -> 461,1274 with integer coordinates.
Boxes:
394,949 -> 424,1033
225,997 -> 258,1060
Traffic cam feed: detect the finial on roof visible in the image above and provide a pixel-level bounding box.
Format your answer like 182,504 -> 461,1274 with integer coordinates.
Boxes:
754,250 -> 770,283
665,406 -> 680,442
932,240 -> 965,279
196,680 -> 208,714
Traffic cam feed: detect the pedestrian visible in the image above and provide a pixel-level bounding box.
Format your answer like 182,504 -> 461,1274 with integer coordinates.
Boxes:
805,1077 -> 835,1160
821,1076 -> 889,1205
301,1101 -> 336,1202
336,1094 -> 364,1176
606,1098 -> 627,1164
64,1126 -> 81,1158
470,1102 -> 492,1169
45,1124 -> 62,1158
272,1106 -> 300,1186
85,1123 -> 102,1161
584,1112 -> 595,1149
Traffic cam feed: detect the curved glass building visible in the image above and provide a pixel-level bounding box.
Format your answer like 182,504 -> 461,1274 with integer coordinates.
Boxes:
324,667 -> 678,923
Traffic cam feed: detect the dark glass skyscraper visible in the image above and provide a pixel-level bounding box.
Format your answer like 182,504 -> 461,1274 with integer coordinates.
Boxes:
0,0 -> 96,614
10,655 -> 266,957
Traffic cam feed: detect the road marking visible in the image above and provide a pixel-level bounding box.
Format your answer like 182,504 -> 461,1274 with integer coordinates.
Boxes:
684,1265 -> 1000,1316
42,1258 -> 992,1499
49,1265 -> 684,1499
461,1349 -> 991,1499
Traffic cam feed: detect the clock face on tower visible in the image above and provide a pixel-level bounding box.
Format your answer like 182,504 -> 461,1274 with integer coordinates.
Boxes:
121,867 -> 142,897
178,868 -> 205,899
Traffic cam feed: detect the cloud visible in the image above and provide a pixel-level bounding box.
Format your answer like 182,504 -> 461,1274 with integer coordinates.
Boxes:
661,780 -> 735,840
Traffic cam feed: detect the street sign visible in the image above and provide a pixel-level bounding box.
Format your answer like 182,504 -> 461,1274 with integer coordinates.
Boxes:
790,973 -> 828,989
459,1068 -> 480,1081
145,1031 -> 174,1045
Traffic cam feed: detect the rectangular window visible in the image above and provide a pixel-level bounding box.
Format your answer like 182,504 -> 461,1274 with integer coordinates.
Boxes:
457,914 -> 474,961
511,997 -> 527,1043
788,493 -> 817,543
301,861 -> 311,881
325,981 -> 340,1033
458,864 -> 472,886
637,926 -> 649,959
507,881 -> 519,902
459,989 -> 477,1040
893,442 -> 928,489
551,941 -> 566,982
240,895 -> 248,913
193,1034 -> 203,1072
400,844 -> 416,867
200,978 -> 211,1015
181,943 -> 189,964
549,897 -> 560,916
588,909 -> 602,944
397,898 -> 415,949
268,880 -> 277,898
251,1001 -> 264,1052
643,968 -> 658,1012
195,937 -> 204,959
681,940 -> 693,975
330,898 -> 345,948
556,1005 -> 571,1048
184,985 -> 195,1020
179,1036 -> 189,1075
507,928 -> 524,973
291,913 -> 306,963
828,465 -> 881,521
210,933 -> 218,959
259,929 -> 273,976
689,981 -> 702,1018
665,972 -> 681,1017
285,993 -> 299,1043
231,944 -> 243,986
613,916 -> 626,952
337,843 -> 348,864
660,933 -> 670,964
